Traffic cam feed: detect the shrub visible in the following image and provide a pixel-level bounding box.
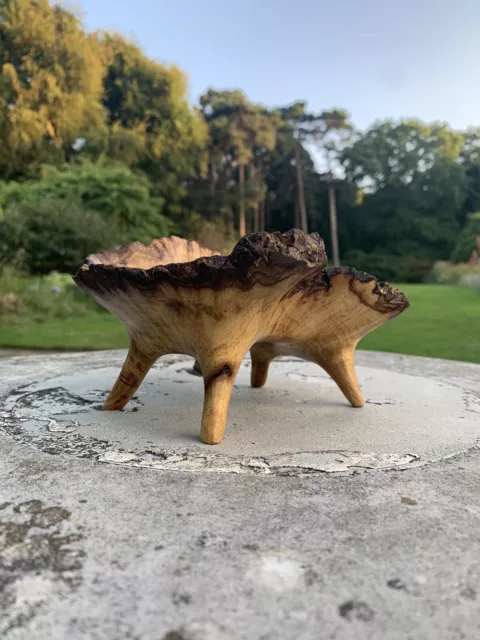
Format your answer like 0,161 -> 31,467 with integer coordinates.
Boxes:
0,162 -> 174,273
427,261 -> 463,285
0,197 -> 121,274
427,261 -> 480,290
32,162 -> 171,241
0,267 -> 100,319
396,257 -> 433,283
342,251 -> 432,283
341,250 -> 400,282
451,212 -> 480,263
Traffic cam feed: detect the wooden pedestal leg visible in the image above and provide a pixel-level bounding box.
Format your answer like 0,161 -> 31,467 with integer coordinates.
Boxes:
251,359 -> 271,388
250,343 -> 276,388
104,341 -> 158,410
315,346 -> 364,408
199,362 -> 240,445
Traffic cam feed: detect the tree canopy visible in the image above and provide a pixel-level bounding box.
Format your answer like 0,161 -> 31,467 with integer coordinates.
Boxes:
1,0 -> 480,280
0,0 -> 105,177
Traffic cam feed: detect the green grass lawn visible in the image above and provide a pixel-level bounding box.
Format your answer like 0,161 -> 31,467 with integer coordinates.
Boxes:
1,284 -> 479,363
359,284 -> 480,363
0,314 -> 129,351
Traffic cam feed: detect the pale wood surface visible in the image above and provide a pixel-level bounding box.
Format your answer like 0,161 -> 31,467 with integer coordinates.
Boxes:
75,231 -> 409,444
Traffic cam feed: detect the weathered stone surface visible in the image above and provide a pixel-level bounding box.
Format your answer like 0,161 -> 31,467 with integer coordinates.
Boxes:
0,351 -> 478,474
0,350 -> 479,639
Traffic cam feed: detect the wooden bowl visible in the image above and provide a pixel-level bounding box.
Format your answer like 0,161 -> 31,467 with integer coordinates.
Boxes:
74,231 -> 409,444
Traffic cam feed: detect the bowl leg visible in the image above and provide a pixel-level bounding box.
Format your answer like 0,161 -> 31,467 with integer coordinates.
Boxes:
104,342 -> 158,411
314,346 -> 365,408
199,360 -> 241,445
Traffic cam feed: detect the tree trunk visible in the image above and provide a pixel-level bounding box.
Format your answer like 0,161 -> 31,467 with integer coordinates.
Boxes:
265,197 -> 270,230
295,140 -> 308,233
259,199 -> 265,232
238,163 -> 246,237
208,156 -> 215,197
246,163 -> 254,234
257,157 -> 265,232
294,195 -> 300,228
328,183 -> 340,267
222,207 -> 235,244
253,202 -> 260,232
208,155 -> 215,219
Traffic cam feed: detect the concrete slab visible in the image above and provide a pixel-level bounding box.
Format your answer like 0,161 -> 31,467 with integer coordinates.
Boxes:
0,352 -> 478,475
1,350 -> 480,639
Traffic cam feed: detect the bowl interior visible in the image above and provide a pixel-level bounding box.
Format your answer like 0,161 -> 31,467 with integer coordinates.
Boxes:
84,237 -> 217,270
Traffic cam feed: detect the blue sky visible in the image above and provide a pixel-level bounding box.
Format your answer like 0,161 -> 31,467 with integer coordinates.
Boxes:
80,0 -> 480,131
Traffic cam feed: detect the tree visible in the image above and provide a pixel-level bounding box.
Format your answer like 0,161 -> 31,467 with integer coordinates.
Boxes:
459,128 -> 480,222
249,108 -> 279,232
317,109 -> 353,266
342,120 -> 463,190
275,103 -> 352,255
0,0 -> 105,178
198,90 -> 242,235
262,128 -> 322,233
340,120 -> 467,266
278,102 -> 320,233
199,90 -> 276,237
92,32 -> 207,225
451,213 -> 480,263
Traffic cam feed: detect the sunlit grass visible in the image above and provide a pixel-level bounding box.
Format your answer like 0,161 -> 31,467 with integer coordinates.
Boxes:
358,284 -> 480,363
1,284 -> 479,363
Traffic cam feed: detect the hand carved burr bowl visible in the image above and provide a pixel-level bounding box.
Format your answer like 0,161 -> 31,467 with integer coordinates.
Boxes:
74,231 -> 410,444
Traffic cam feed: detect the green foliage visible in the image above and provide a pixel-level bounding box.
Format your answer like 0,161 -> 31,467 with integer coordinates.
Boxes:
263,134 -> 321,231
0,197 -> 120,274
0,0 -> 206,205
342,120 -> 463,189
0,0 -> 479,288
94,33 -> 207,222
279,103 -> 351,147
342,250 -> 401,282
343,251 -> 432,283
0,266 -> 100,319
450,213 -> 480,263
0,0 -> 105,177
340,121 -> 467,265
200,89 -> 277,165
459,128 -> 480,220
198,89 -> 279,234
34,162 -> 169,239
100,33 -> 204,152
0,162 -> 171,273
396,257 -> 434,283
